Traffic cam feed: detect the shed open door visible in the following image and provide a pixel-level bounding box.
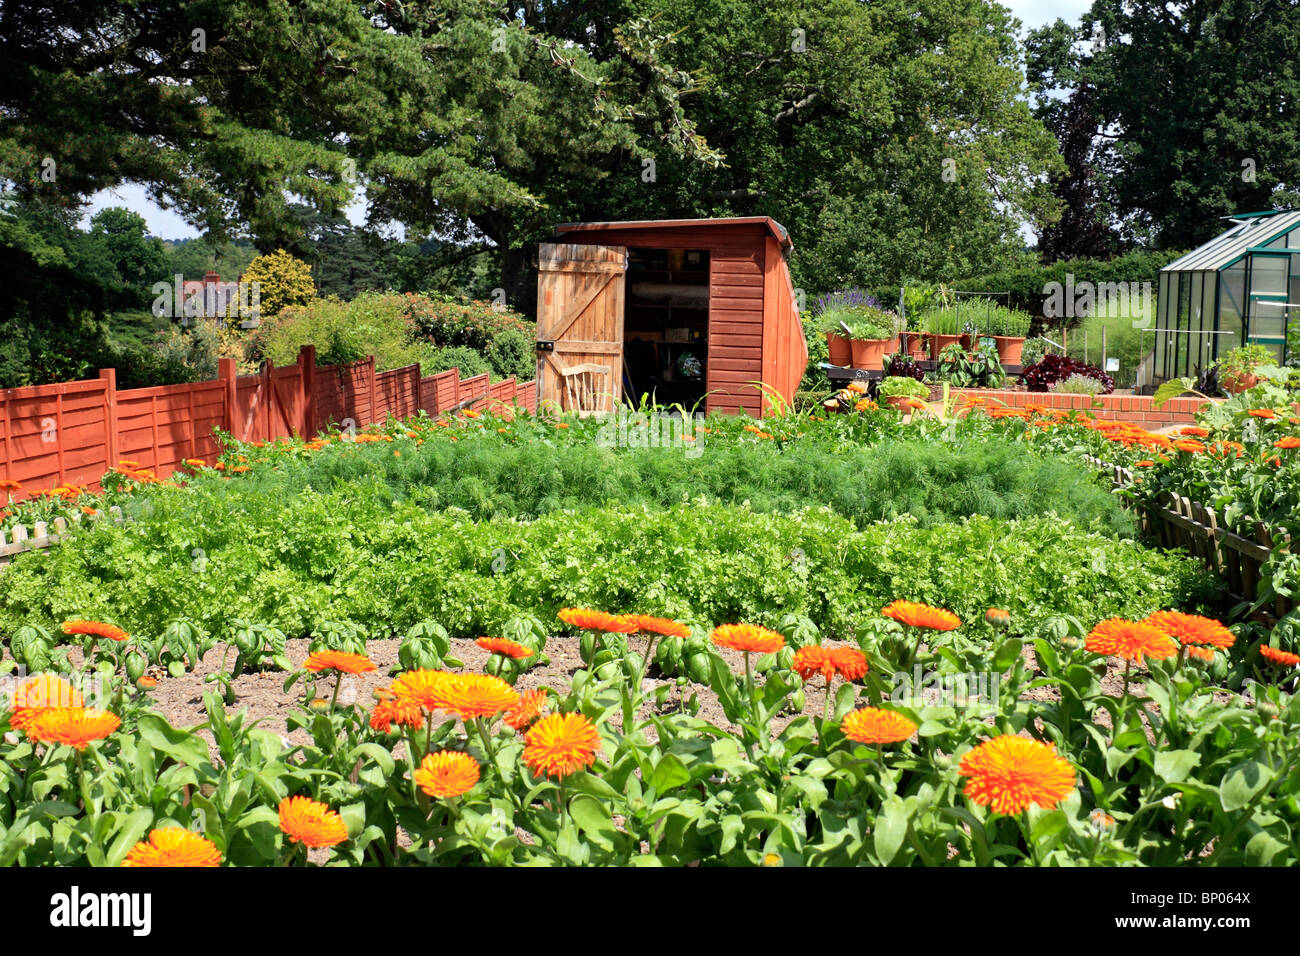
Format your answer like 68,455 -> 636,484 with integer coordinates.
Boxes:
536,242 -> 627,414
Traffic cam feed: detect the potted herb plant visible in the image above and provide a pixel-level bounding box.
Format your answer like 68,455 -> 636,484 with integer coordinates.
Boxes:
846,317 -> 893,370
923,309 -> 963,360
985,305 -> 1032,365
1217,343 -> 1275,394
819,309 -> 854,366
877,375 -> 930,411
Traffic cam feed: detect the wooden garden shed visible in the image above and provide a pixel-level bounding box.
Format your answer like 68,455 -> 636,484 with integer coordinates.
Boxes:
535,217 -> 806,417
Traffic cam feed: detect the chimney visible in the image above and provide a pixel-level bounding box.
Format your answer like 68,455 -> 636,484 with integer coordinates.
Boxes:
204,270 -> 221,284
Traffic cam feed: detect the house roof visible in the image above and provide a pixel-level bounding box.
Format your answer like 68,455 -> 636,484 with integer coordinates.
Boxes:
554,217 -> 792,250
1162,209 -> 1300,273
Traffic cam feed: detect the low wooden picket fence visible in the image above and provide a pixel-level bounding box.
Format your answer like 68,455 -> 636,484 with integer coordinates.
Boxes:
1085,455 -> 1292,623
0,507 -> 126,567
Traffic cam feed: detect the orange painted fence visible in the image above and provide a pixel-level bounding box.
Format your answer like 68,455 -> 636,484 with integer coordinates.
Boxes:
0,345 -> 537,497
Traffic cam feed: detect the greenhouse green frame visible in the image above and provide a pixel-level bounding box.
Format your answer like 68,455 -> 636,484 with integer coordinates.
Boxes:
1154,208 -> 1300,382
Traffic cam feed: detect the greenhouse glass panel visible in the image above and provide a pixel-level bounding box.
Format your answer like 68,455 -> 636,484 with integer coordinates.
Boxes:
1218,263 -> 1245,354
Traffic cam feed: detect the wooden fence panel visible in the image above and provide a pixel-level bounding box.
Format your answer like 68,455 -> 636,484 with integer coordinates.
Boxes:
1,345 -> 538,495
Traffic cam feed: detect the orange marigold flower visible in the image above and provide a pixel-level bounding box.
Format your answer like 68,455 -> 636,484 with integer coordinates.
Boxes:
122,828 -> 222,867
1179,426 -> 1209,437
369,694 -> 424,733
985,608 -> 1011,627
557,607 -> 636,633
622,614 -> 691,638
438,673 -> 519,722
390,669 -> 456,713
505,688 -> 548,731
1143,610 -> 1235,650
475,636 -> 535,659
710,623 -> 786,655
1173,439 -> 1206,454
184,458 -> 207,468
24,707 -> 120,750
882,600 -> 961,632
1248,408 -> 1277,419
828,646 -> 869,681
1274,436 -> 1300,449
792,646 -> 837,683
0,479 -> 21,492
278,796 -> 349,848
117,459 -> 141,468
840,707 -> 916,745
1134,460 -> 1156,467
9,674 -> 83,730
523,712 -> 601,779
1084,618 -> 1178,664
958,736 -> 1076,815
1186,645 -> 1215,662
414,751 -> 480,799
303,650 -> 377,675
61,620 -> 129,642
1259,645 -> 1300,667
136,676 -> 158,690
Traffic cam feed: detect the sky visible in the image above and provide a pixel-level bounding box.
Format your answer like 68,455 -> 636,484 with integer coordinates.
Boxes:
84,0 -> 1097,241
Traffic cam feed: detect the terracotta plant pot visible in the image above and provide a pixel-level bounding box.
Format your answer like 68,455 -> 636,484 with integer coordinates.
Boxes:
1220,371 -> 1258,394
928,333 -> 964,360
850,337 -> 890,371
826,331 -> 852,367
883,394 -> 921,412
992,336 -> 1025,365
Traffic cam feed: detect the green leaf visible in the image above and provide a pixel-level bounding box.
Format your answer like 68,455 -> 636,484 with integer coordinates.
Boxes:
105,808 -> 156,867
136,713 -> 210,768
1221,760 -> 1272,813
1153,749 -> 1201,784
568,794 -> 617,852
873,796 -> 909,865
646,754 -> 691,793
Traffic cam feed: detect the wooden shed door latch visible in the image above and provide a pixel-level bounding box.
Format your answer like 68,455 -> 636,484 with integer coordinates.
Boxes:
536,340 -> 555,352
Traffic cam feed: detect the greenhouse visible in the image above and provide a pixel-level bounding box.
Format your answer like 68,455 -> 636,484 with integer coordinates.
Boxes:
1153,208 -> 1300,382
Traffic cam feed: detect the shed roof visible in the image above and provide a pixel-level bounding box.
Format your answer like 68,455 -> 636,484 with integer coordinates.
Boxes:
554,216 -> 792,251
1162,209 -> 1300,273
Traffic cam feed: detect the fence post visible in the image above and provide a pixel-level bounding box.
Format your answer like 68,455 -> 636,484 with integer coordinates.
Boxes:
368,355 -> 378,426
98,368 -> 118,475
299,344 -> 316,437
262,358 -> 273,441
219,358 -> 238,440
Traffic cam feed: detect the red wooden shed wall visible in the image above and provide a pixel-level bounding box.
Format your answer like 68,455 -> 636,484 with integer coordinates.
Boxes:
554,219 -> 804,417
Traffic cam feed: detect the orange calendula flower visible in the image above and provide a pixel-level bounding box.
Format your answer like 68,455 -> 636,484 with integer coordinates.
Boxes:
122,828 -> 222,867
1179,426 -> 1209,437
438,673 -> 519,722
622,614 -> 691,638
136,676 -> 158,690
828,646 -> 869,681
278,796 -> 349,848
1248,408 -> 1277,419
1084,618 -> 1178,664
184,458 -> 207,468
1143,610 -> 1235,650
390,669 -> 456,713
504,688 -> 548,731
414,751 -> 480,799
1259,645 -> 1300,667
61,620 -> 129,642
840,707 -> 917,745
1134,460 -> 1156,467
557,608 -> 636,633
985,608 -> 1011,627
1186,645 -> 1215,662
710,623 -> 786,655
1274,436 -> 1300,449
304,650 -> 377,675
958,736 -> 1076,815
369,694 -> 424,733
1173,439 -> 1206,454
475,637 -> 535,659
0,479 -> 21,492
792,646 -> 838,683
882,600 -> 961,632
522,712 -> 601,779
9,674 -> 83,730
24,707 -> 120,749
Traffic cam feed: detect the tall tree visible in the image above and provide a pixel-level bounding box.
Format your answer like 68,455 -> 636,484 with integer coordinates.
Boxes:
1029,1 -> 1300,250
